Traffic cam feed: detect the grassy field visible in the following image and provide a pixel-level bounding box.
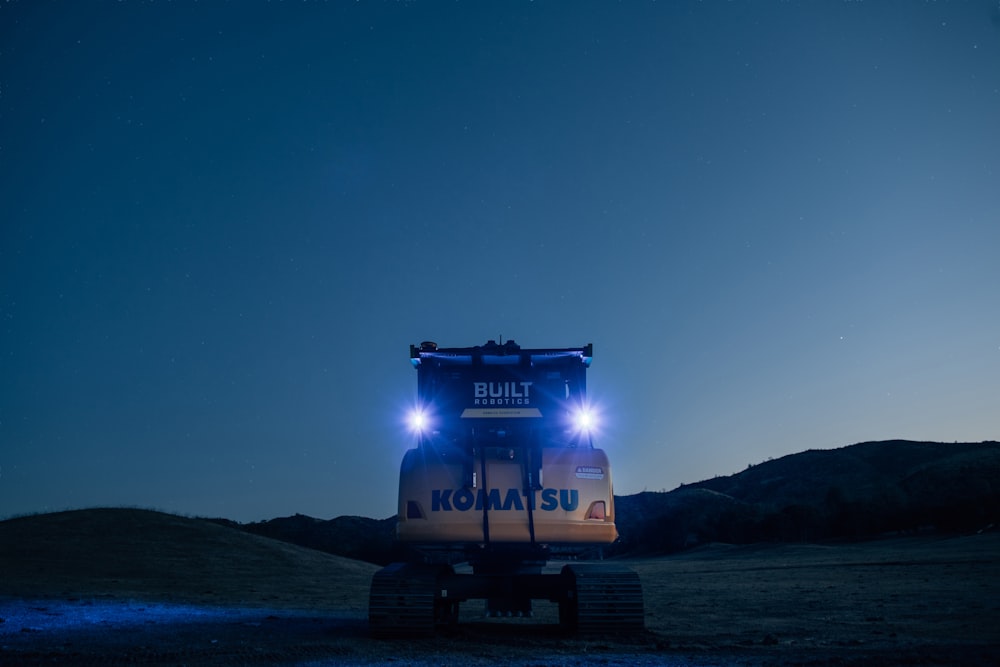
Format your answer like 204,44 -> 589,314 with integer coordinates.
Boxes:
1,509 -> 998,665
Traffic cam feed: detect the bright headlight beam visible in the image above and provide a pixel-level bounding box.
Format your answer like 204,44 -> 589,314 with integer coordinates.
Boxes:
573,407 -> 597,432
408,408 -> 428,432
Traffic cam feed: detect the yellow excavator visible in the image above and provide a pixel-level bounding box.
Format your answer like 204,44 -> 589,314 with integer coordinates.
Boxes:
369,340 -> 643,636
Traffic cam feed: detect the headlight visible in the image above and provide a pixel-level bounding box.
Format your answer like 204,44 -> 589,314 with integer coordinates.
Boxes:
408,408 -> 428,433
572,406 -> 598,433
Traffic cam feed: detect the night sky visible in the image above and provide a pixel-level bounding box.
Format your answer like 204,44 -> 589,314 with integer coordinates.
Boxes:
2,1 -> 998,523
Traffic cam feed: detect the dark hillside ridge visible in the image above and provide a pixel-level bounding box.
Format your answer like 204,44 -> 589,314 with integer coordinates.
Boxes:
0,508 -> 378,603
612,440 -> 1000,554
687,440 -> 997,505
4,442 -> 993,580
226,440 -> 999,562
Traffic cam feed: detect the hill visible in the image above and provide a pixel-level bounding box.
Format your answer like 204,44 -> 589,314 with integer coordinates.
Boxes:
0,508 -> 378,610
612,439 -> 1000,554
5,441 -> 994,573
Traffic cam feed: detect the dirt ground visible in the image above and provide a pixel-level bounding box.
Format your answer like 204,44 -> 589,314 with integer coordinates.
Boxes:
2,531 -> 998,666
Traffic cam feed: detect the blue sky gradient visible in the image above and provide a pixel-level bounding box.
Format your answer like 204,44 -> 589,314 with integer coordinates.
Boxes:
2,1 -> 998,521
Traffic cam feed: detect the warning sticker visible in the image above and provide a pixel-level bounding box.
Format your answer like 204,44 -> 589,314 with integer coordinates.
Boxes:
575,466 -> 605,480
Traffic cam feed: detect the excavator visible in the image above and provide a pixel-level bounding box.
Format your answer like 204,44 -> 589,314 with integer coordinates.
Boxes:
368,340 -> 643,636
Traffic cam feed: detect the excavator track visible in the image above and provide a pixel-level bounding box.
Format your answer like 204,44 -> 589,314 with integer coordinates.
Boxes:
369,563 -> 446,638
561,563 -> 644,633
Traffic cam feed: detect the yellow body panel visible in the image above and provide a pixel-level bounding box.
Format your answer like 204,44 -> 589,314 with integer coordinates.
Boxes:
396,446 -> 618,546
